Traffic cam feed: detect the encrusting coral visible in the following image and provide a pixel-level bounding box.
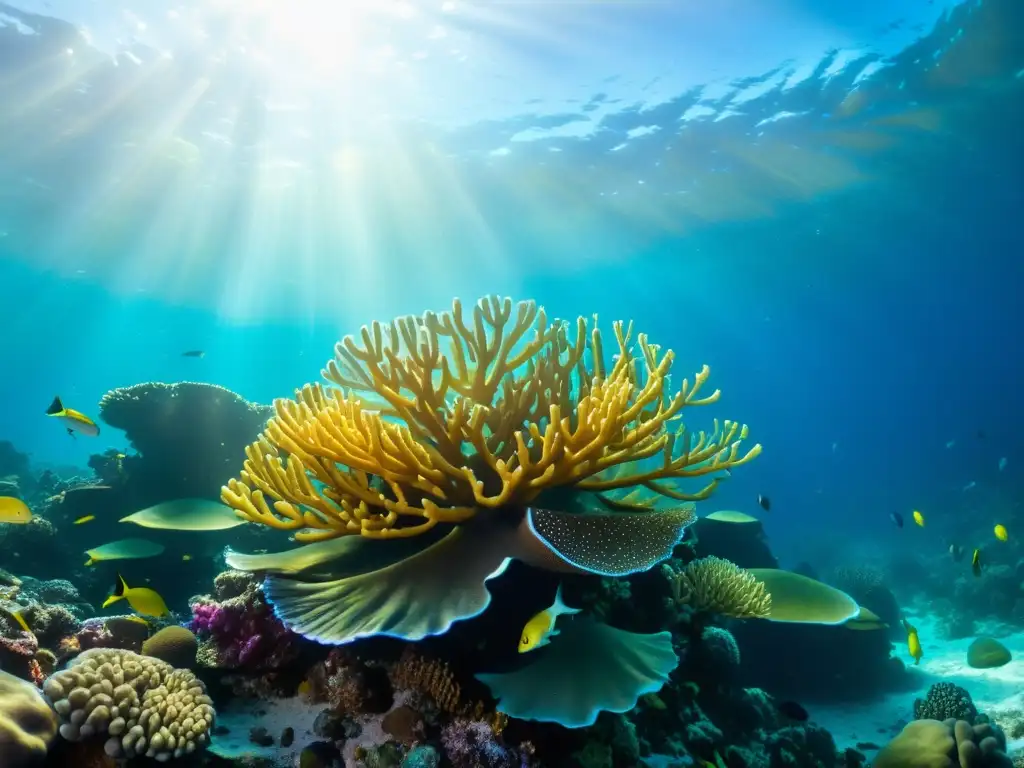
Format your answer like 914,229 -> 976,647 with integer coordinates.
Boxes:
669,556 -> 773,619
43,647 -> 215,761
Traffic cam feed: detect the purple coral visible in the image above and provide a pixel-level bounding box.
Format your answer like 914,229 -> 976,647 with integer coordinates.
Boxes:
189,588 -> 298,669
441,720 -> 536,768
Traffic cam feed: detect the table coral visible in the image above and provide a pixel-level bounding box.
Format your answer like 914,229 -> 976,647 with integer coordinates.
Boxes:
221,297 -> 760,648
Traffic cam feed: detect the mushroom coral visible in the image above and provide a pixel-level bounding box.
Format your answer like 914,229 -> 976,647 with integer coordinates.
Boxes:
221,297 -> 761,646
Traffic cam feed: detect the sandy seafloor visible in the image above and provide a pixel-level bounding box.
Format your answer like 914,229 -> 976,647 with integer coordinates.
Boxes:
812,611 -> 1024,758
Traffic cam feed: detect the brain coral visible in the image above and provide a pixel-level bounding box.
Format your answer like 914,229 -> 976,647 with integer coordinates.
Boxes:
0,669 -> 58,767
914,683 -> 978,724
141,627 -> 199,670
42,648 -> 215,761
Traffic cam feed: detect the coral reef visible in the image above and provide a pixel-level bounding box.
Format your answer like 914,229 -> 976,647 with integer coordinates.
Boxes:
221,297 -> 760,663
141,626 -> 199,669
914,683 -> 979,724
43,647 -> 215,760
0,668 -> 58,767
668,557 -> 772,620
875,718 -> 1011,768
190,574 -> 304,670
98,381 -> 273,506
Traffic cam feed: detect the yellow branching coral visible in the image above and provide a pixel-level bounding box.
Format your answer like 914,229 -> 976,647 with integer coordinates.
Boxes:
670,556 -> 772,619
223,297 -> 761,542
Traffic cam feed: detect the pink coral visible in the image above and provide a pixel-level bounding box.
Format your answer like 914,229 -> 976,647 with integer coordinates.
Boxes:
189,587 -> 300,669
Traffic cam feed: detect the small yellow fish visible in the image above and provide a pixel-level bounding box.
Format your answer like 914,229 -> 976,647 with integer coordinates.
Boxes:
102,574 -> 169,618
0,496 -> 33,524
74,515 -> 95,525
11,610 -> 30,633
182,554 -> 192,561
912,510 -> 925,527
972,548 -> 983,577
46,396 -> 100,438
994,524 -> 1009,542
902,618 -> 923,664
518,584 -> 581,653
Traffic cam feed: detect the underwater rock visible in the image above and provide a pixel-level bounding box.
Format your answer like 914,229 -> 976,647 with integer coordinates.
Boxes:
966,637 -> 1011,669
299,740 -> 342,768
312,708 -> 349,741
692,513 -> 779,569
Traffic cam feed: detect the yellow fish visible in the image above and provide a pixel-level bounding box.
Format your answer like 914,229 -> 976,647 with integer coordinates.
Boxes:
912,510 -> 925,527
0,496 -> 33,524
972,548 -> 983,577
994,524 -> 1009,542
11,610 -> 30,633
902,617 -> 923,664
74,515 -> 95,525
102,574 -> 169,618
46,396 -> 100,438
182,554 -> 192,561
518,584 -> 581,653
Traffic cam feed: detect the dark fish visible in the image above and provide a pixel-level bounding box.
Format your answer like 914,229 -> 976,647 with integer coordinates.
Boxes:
972,548 -> 982,577
777,700 -> 809,721
949,543 -> 964,562
182,350 -> 206,358
757,494 -> 770,512
889,511 -> 904,528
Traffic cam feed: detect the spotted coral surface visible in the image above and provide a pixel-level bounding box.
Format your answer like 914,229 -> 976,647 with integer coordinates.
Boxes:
42,648 -> 215,761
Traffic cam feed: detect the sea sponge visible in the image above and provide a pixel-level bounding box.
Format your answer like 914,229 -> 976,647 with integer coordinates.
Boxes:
914,683 -> 978,724
966,638 -> 1011,669
0,668 -> 59,767
42,647 -> 215,760
141,627 -> 199,669
670,556 -> 772,619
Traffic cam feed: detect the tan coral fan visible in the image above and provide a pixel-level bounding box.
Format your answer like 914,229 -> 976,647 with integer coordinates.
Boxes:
223,297 -> 761,541
670,556 -> 772,619
43,648 -> 214,761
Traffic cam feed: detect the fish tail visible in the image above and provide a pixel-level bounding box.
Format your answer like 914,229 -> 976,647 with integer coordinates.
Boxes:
46,396 -> 64,415
552,583 -> 581,617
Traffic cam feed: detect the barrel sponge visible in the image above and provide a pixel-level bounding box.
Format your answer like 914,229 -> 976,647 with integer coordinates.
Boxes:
0,669 -> 59,767
670,556 -> 772,619
141,627 -> 199,670
42,648 -> 215,761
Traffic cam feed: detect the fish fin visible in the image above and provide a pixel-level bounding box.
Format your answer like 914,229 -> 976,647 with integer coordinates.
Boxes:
12,611 -> 30,632
101,594 -> 123,609
113,574 -> 127,597
84,558 -> 95,567
46,396 -> 64,415
552,583 -> 582,617
66,427 -> 76,439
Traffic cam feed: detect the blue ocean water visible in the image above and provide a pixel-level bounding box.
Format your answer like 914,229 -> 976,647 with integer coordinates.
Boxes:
0,0 -> 1021,568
